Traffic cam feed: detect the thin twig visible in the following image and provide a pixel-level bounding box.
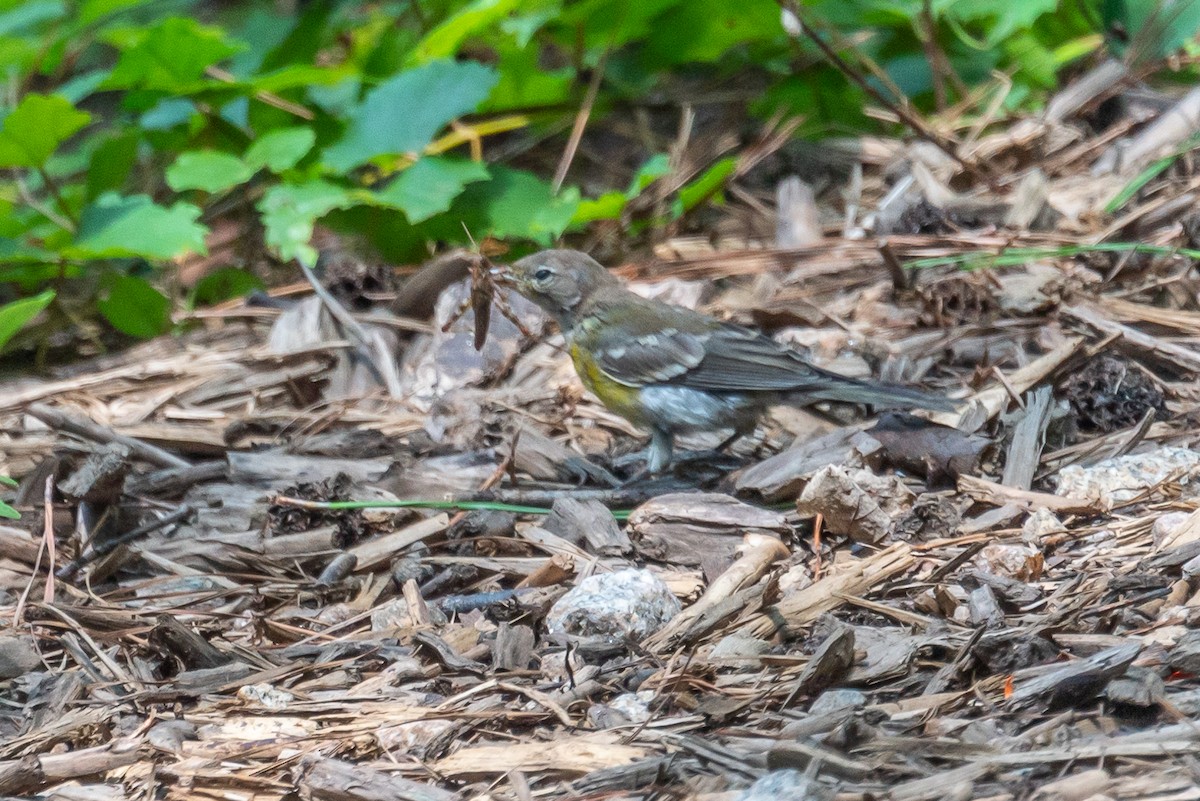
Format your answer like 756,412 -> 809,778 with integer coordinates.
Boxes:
14,476 -> 54,626
26,403 -> 191,469
780,1 -> 981,180
205,65 -> 314,120
299,263 -> 404,398
57,504 -> 194,581
553,49 -> 610,193
42,476 -> 55,603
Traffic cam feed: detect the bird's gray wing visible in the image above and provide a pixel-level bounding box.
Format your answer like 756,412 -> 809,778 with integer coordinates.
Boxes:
578,307 -> 710,386
670,324 -> 835,391
582,304 -> 952,410
682,324 -> 955,410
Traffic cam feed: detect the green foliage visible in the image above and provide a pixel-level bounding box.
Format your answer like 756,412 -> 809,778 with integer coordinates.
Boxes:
373,157 -> 491,222
323,59 -> 498,170
0,471 -> 17,518
74,194 -> 207,260
0,94 -> 90,168
97,273 -> 171,338
0,290 -> 54,351
0,0 -> 1196,352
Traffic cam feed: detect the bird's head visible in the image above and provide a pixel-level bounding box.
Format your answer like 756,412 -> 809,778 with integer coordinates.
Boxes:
497,249 -> 618,327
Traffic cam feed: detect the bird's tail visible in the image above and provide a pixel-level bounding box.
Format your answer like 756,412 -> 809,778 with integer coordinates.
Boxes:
794,372 -> 958,412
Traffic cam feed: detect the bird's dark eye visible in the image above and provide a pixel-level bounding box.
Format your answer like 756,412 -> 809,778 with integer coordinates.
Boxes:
533,268 -> 553,282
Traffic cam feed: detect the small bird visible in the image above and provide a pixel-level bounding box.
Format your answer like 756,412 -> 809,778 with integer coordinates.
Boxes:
501,250 -> 955,473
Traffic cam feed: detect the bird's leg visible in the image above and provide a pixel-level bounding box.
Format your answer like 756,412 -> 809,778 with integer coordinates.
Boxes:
674,422 -> 756,467
713,424 -> 753,454
646,428 -> 675,474
615,428 -> 674,485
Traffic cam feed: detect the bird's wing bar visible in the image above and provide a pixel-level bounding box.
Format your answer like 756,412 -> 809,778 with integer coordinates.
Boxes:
669,325 -> 835,391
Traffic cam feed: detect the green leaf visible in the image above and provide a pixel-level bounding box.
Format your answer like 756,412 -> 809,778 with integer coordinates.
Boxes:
373,157 -> 489,223
106,17 -> 241,91
938,0 -> 1059,46
245,127 -> 315,172
572,191 -> 627,224
97,273 -> 171,338
675,157 -> 737,215
258,181 -> 355,266
0,93 -> 90,168
467,167 -> 580,245
191,267 -> 265,306
166,150 -> 254,193
411,0 -> 523,63
0,290 -> 54,352
0,1 -> 65,37
0,238 -> 53,264
75,193 -> 207,259
0,501 -> 17,520
627,153 -> 671,195
322,59 -> 498,170
640,0 -> 782,65
79,0 -> 156,25
86,131 -> 139,200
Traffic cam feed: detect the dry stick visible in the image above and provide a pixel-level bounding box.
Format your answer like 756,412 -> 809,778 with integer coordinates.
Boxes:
56,504 -> 194,581
41,476 -> 54,604
552,49 -> 610,193
26,403 -> 190,469
13,478 -> 53,627
919,0 -> 968,103
646,534 -> 789,648
298,263 -> 404,398
779,1 -> 980,181
205,65 -> 313,120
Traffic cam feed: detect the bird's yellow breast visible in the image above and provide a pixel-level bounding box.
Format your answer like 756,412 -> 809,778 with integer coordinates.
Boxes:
569,341 -> 647,426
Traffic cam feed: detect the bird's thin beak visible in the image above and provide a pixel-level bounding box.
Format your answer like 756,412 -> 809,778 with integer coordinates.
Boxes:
489,263 -> 515,286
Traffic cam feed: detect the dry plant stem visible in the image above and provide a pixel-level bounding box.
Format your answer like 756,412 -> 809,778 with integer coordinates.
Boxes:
916,0 -> 966,107
26,402 -> 190,469
739,542 -> 914,638
299,263 -> 404,398
41,476 -> 54,604
13,476 -> 54,627
205,66 -> 313,120
553,49 -> 610,193
781,1 -> 977,180
56,504 -> 194,581
957,475 -> 1093,514
1063,303 -> 1200,374
646,534 -> 789,648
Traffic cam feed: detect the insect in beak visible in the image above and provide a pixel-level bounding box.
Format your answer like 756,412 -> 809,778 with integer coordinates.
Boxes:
488,264 -> 514,286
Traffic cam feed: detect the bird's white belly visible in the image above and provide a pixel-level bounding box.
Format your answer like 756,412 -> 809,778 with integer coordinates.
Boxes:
638,385 -> 756,432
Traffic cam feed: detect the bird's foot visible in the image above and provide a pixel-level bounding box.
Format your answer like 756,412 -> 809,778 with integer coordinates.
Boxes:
673,448 -> 744,470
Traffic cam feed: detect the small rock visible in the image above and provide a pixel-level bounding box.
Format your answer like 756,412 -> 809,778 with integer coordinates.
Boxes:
1167,630 -> 1200,674
1023,508 -> 1066,541
736,769 -> 833,801
1106,668 -> 1163,708
1153,511 -> 1194,546
0,635 -> 41,679
709,634 -> 771,661
146,719 -> 197,752
1056,447 -> 1200,509
974,542 -> 1043,581
237,683 -> 295,710
546,568 -> 681,641
606,690 -> 654,723
808,689 -> 867,716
